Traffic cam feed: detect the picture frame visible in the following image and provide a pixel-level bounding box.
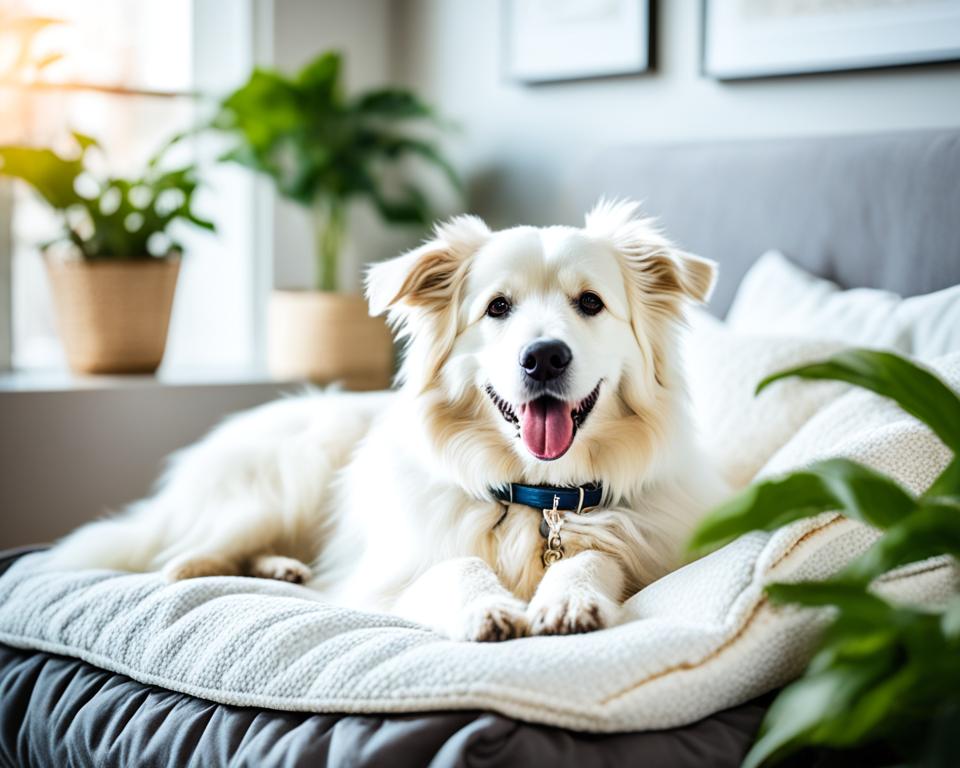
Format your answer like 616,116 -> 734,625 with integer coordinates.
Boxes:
504,0 -> 653,84
702,0 -> 960,81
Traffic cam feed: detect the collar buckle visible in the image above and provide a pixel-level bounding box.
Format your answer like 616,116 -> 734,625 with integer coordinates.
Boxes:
576,486 -> 586,514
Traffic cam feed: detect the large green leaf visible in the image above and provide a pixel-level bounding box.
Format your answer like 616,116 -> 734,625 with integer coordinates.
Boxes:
181,209 -> 215,232
0,146 -> 83,209
742,656 -> 895,768
745,602 -> 960,766
840,498 -> 960,583
758,349 -> 960,454
375,134 -> 463,192
688,472 -> 839,552
146,128 -> 193,170
217,69 -> 304,147
353,89 -> 436,120
70,131 -> 100,155
812,458 -> 917,528
689,458 -> 916,552
297,51 -> 341,106
766,581 -> 896,624
806,625 -> 900,674
820,665 -> 918,746
927,456 -> 960,498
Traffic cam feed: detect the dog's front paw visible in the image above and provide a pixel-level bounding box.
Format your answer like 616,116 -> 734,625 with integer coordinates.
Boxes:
527,592 -> 619,636
248,555 -> 312,584
455,596 -> 529,642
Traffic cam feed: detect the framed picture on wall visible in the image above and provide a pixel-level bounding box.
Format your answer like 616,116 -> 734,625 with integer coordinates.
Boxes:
504,0 -> 652,83
702,0 -> 960,80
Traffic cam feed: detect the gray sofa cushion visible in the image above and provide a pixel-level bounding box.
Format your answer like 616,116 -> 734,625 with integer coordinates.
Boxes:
571,129 -> 960,315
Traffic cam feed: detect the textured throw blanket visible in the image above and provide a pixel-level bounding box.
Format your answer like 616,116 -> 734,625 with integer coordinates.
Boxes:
0,338 -> 956,733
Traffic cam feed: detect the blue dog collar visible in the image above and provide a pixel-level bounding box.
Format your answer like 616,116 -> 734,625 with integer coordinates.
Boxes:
492,482 -> 603,514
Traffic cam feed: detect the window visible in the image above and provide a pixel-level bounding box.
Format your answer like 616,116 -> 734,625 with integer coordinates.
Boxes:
0,0 -> 268,374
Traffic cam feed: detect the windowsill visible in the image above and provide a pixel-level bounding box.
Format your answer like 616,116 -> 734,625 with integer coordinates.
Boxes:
0,367 -> 302,393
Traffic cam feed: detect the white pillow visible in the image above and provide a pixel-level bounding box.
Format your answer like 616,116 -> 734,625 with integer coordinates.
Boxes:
726,251 -> 960,360
684,310 -> 848,489
760,351 -> 960,492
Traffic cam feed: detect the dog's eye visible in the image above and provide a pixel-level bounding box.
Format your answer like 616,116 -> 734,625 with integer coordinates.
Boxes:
577,291 -> 604,316
486,296 -> 511,318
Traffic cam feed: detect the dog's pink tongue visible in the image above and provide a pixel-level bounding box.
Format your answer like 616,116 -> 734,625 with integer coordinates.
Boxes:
520,397 -> 574,460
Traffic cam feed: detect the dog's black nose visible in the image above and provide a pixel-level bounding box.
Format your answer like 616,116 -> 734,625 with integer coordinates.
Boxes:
520,339 -> 572,382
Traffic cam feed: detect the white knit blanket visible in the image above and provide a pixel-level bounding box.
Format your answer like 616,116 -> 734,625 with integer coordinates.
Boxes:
0,341 -> 957,733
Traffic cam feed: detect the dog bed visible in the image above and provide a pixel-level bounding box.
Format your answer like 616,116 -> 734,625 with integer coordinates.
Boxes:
0,349 -> 957,768
0,556 -> 768,768
1,352 -> 958,738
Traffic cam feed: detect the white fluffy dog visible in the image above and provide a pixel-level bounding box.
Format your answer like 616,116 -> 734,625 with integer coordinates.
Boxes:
50,200 -> 726,641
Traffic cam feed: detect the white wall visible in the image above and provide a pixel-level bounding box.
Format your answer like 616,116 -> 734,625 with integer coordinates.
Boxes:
270,0 -> 425,294
392,0 -> 960,228
0,380 -> 291,549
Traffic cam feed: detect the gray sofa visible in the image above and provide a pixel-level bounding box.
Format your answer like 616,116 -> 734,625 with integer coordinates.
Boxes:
1,128 -> 958,768
573,128 -> 960,316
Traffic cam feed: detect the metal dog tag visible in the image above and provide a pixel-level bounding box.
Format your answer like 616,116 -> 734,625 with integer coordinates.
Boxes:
541,494 -> 564,567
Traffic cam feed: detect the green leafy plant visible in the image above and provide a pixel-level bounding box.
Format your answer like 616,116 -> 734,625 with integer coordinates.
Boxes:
211,50 -> 459,292
689,349 -> 960,768
0,131 -> 214,260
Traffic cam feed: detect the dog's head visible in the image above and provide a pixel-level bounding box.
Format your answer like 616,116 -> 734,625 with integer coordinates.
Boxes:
366,200 -> 716,497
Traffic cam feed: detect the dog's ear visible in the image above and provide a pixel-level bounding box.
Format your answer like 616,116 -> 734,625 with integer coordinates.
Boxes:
366,215 -> 491,317
367,215 -> 490,391
585,199 -> 717,306
587,199 -> 716,408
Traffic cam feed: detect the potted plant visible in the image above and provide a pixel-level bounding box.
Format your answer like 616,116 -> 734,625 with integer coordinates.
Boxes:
691,349 -> 960,766
212,51 -> 459,389
0,131 -> 214,374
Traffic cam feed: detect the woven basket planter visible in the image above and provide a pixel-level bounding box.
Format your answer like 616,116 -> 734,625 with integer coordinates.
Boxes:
268,290 -> 393,390
45,255 -> 180,375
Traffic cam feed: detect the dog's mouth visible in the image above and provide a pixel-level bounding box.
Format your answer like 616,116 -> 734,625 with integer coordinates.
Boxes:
484,381 -> 602,461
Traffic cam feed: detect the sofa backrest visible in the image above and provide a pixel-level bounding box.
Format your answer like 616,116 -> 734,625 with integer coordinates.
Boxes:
569,129 -> 960,316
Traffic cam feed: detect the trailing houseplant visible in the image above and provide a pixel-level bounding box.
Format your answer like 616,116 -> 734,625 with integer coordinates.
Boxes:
0,131 -> 214,373
689,349 -> 960,767
211,50 -> 459,388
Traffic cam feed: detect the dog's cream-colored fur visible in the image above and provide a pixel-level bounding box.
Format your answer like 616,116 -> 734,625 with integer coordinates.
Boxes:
50,200 -> 726,641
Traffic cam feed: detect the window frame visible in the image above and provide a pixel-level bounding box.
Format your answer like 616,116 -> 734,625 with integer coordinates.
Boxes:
0,0 -> 274,378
